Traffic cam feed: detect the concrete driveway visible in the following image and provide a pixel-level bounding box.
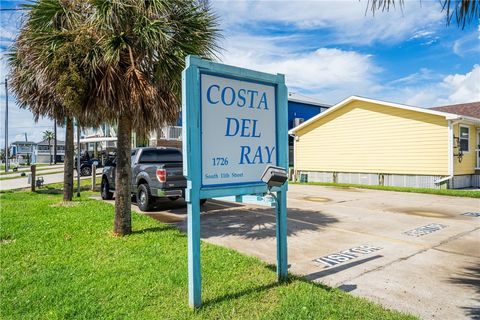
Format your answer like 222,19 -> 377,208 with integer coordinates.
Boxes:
99,185 -> 480,319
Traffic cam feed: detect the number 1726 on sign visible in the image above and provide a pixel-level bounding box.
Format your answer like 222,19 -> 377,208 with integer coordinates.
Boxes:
212,157 -> 229,166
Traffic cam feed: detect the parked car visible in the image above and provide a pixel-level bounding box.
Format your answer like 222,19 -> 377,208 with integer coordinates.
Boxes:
75,158 -> 101,176
100,147 -> 205,211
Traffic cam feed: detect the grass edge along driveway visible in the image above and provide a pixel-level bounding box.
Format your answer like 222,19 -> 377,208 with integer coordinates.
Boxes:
0,190 -> 417,319
290,181 -> 480,198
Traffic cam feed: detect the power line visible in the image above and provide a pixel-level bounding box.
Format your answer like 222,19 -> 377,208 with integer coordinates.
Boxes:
0,8 -> 29,11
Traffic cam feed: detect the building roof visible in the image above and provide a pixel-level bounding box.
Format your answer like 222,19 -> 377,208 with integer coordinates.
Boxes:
430,101 -> 480,119
37,139 -> 65,145
11,141 -> 36,145
289,96 -> 480,134
288,92 -> 331,108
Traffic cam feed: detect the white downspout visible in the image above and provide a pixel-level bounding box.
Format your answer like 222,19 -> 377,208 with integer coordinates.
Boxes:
436,120 -> 455,186
448,120 -> 454,177
290,133 -> 297,181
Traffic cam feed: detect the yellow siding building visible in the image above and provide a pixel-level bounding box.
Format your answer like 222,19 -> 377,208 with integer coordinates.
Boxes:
289,97 -> 480,189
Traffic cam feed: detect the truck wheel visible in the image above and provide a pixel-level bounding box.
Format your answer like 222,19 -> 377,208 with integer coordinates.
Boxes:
81,166 -> 92,176
137,184 -> 153,212
101,178 -> 113,200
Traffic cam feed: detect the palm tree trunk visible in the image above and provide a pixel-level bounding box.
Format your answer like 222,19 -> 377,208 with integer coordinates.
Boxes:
63,118 -> 74,201
48,139 -> 52,165
54,121 -> 57,164
113,114 -> 132,235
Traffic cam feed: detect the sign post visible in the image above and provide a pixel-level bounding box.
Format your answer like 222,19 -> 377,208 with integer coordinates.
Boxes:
182,56 -> 288,308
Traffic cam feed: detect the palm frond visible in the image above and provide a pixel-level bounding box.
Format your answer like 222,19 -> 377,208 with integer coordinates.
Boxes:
367,0 -> 480,28
10,0 -> 221,137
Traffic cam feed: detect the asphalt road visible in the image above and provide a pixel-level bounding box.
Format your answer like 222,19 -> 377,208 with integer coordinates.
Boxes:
98,184 -> 480,320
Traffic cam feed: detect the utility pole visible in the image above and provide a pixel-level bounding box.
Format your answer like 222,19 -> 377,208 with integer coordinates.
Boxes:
4,78 -> 8,173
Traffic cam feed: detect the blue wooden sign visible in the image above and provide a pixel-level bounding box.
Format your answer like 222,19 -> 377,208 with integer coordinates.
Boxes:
182,56 -> 288,308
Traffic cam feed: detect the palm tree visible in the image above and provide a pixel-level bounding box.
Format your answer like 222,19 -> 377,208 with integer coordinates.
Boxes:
42,130 -> 55,165
82,0 -> 220,235
8,0 -> 90,201
367,0 -> 479,28
11,0 -> 220,235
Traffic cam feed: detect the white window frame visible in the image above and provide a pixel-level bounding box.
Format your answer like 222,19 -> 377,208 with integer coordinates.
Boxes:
459,125 -> 470,153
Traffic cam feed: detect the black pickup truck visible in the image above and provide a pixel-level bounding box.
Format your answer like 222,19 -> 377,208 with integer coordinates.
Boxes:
75,158 -> 101,176
100,147 -> 203,211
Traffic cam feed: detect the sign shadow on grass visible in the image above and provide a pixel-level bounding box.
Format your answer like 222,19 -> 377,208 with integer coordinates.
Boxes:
201,281 -> 281,308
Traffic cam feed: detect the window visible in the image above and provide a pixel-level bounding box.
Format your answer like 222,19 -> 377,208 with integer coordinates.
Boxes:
138,149 -> 182,163
459,126 -> 470,152
131,150 -> 137,164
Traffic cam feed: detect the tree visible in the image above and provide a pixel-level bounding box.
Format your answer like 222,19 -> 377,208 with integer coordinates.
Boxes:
367,0 -> 479,28
79,0 -> 220,235
11,0 -> 220,235
42,130 -> 55,165
9,0 -> 92,201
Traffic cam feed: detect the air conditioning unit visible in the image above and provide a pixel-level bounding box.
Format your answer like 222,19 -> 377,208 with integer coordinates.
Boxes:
294,117 -> 305,127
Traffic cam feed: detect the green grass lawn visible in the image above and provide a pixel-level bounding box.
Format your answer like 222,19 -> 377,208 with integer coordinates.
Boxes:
290,181 -> 480,198
0,190 -> 416,320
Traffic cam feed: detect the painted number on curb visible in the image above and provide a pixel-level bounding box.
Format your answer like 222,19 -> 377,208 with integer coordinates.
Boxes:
403,223 -> 447,237
313,245 -> 382,269
462,212 -> 480,217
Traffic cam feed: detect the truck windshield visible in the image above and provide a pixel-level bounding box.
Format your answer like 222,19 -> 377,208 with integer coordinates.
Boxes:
138,149 -> 182,163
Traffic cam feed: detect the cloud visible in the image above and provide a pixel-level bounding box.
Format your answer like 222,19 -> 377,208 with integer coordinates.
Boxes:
212,0 -> 445,46
443,64 -> 480,104
389,68 -> 440,85
380,64 -> 480,107
219,33 -> 381,103
0,9 -> 23,49
452,30 -> 480,57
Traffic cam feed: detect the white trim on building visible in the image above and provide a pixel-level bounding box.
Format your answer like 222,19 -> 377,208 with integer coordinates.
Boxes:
287,92 -> 331,108
289,95 -> 480,134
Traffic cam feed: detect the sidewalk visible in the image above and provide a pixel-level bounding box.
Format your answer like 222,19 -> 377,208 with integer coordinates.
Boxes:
0,164 -> 64,177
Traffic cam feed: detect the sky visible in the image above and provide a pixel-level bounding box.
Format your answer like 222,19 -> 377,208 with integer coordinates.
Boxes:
0,0 -> 479,147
